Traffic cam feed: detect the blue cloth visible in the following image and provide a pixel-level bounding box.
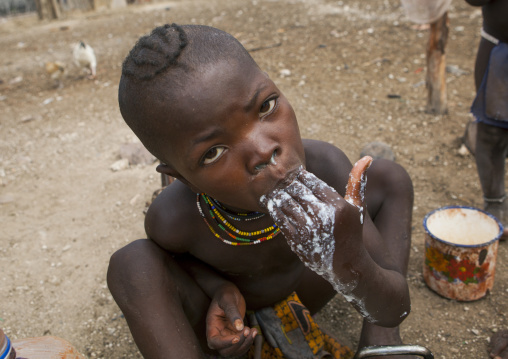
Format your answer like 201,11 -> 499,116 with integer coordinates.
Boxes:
472,42 -> 508,129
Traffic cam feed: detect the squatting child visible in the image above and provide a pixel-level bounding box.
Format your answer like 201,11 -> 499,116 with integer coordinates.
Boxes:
107,24 -> 414,359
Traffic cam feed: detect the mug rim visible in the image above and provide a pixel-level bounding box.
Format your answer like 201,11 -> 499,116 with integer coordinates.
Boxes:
423,205 -> 503,248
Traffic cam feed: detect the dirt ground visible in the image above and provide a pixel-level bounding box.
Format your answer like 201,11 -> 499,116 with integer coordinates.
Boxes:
1,0 -> 507,358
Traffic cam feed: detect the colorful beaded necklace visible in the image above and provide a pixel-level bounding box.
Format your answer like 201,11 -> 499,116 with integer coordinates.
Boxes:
202,193 -> 276,236
196,193 -> 281,246
208,196 -> 265,221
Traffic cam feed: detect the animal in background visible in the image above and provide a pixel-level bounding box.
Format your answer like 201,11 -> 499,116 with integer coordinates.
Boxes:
72,41 -> 97,79
45,61 -> 66,88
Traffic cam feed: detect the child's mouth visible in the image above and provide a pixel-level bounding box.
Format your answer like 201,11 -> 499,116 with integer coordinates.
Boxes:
259,165 -> 304,207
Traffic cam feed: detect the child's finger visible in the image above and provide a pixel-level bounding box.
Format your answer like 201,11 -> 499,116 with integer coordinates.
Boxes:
264,191 -> 303,238
217,330 -> 256,358
344,156 -> 372,208
296,169 -> 327,191
208,333 -> 241,350
292,170 -> 341,205
284,178 -> 319,209
220,305 -> 244,332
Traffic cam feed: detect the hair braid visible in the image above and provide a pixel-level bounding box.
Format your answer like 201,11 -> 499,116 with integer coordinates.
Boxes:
122,23 -> 188,81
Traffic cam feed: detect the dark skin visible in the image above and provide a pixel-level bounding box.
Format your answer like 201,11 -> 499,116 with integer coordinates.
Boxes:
466,0 -> 508,238
108,58 -> 413,358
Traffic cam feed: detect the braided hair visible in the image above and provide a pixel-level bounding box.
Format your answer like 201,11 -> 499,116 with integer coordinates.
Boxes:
121,23 -> 253,81
122,24 -> 188,81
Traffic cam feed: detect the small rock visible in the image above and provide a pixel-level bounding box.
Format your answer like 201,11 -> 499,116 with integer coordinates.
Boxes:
279,69 -> 291,77
360,141 -> 396,161
129,194 -> 140,206
458,144 -> 470,157
110,158 -> 129,172
9,76 -> 23,84
446,65 -> 468,76
42,98 -> 54,105
471,329 -> 480,335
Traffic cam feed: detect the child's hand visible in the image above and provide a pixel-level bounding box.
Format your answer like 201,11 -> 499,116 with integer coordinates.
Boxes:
206,284 -> 257,357
260,156 -> 372,294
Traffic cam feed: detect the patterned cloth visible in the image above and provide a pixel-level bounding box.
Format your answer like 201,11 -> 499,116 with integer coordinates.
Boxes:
247,292 -> 353,359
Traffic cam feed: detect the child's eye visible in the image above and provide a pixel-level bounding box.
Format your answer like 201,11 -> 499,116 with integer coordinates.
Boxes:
259,98 -> 277,118
202,146 -> 225,165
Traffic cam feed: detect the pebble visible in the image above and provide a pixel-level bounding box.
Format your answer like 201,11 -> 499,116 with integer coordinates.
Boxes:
110,158 -> 129,171
279,69 -> 291,77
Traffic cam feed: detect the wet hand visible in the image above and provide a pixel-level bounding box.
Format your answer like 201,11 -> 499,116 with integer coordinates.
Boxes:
260,156 -> 372,290
206,284 -> 257,357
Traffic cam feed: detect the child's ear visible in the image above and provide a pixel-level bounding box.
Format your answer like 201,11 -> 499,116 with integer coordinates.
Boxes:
156,163 -> 197,191
156,163 -> 179,178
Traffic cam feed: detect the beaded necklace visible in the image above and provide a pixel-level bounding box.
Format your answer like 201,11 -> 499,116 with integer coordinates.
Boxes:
208,196 -> 265,221
202,194 -> 277,236
196,193 -> 281,246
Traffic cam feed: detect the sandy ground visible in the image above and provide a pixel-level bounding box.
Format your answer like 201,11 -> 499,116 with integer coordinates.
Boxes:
1,0 -> 507,358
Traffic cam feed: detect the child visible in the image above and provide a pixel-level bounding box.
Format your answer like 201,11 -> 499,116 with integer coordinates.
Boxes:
465,0 -> 508,236
107,24 -> 414,359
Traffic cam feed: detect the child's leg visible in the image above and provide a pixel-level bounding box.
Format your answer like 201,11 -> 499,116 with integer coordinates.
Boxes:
475,122 -> 508,227
358,159 -> 414,357
474,38 -> 496,92
107,239 -> 210,359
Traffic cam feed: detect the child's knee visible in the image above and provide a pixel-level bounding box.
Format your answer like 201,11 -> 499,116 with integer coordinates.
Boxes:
107,239 -> 163,294
370,159 -> 413,196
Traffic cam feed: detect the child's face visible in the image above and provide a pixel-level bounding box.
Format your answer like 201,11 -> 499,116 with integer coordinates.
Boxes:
159,59 -> 305,212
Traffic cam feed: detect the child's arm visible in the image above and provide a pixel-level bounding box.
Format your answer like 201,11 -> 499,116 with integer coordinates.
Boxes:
172,254 -> 257,357
261,157 -> 410,328
145,195 -> 257,357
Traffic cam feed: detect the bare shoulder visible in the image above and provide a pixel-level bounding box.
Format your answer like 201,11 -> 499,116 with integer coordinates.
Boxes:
302,138 -> 352,196
144,181 -> 199,253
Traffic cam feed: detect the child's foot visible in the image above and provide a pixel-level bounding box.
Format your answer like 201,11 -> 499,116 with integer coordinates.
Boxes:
484,200 -> 508,241
360,142 -> 395,162
489,329 -> 508,359
357,321 -> 419,359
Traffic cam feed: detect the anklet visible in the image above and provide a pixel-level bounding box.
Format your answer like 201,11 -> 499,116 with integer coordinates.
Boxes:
484,195 -> 506,203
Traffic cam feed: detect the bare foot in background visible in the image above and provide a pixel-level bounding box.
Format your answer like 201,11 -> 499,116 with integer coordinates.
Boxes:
489,330 -> 508,359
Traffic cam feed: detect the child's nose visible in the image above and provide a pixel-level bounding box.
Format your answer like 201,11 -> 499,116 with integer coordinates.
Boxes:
244,135 -> 280,175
